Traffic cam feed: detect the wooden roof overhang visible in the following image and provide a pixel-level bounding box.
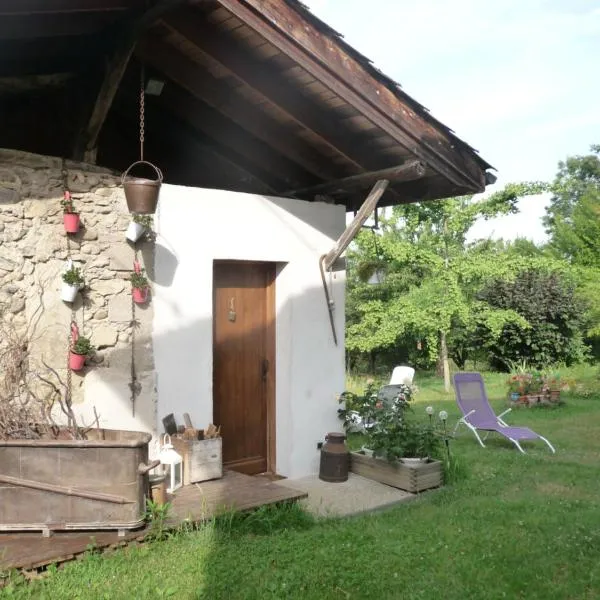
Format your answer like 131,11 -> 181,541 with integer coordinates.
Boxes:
0,0 -> 494,210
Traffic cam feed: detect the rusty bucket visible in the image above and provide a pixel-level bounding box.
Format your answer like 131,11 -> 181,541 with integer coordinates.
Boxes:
121,160 -> 163,214
319,432 -> 349,483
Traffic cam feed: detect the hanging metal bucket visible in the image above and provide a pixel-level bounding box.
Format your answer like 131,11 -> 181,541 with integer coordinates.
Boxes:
121,160 -> 163,214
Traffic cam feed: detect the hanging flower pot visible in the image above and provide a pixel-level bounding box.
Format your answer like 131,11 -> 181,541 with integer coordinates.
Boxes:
61,261 -> 84,303
121,161 -> 163,215
126,214 -> 153,243
69,335 -> 94,372
130,261 -> 150,304
63,212 -> 80,234
132,286 -> 149,304
61,191 -> 80,233
61,283 -> 80,303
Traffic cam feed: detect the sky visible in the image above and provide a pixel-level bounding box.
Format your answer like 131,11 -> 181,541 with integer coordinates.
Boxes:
305,0 -> 600,243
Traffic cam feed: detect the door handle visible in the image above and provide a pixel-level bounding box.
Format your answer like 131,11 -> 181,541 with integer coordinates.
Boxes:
261,359 -> 269,382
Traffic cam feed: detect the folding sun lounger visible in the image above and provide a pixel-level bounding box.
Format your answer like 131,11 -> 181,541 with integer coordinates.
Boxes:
453,372 -> 555,454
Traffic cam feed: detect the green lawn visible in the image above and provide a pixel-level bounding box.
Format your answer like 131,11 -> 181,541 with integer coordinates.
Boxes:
3,367 -> 600,599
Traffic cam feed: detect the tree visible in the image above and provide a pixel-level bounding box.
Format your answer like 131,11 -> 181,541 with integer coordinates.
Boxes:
543,144 -> 600,355
346,183 -> 546,387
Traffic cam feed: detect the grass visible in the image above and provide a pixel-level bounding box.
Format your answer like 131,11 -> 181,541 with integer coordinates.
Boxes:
3,365 -> 600,599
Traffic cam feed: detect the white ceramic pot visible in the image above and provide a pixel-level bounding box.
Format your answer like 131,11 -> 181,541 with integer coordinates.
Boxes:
61,282 -> 79,303
126,221 -> 145,243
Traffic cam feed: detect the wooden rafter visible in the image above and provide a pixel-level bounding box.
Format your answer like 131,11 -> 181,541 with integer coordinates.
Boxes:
216,0 -> 486,192
76,0 -> 188,161
135,34 -> 347,182
0,0 -> 143,16
162,11 -> 387,173
140,74 -> 319,190
112,90 -> 277,195
288,160 -> 426,198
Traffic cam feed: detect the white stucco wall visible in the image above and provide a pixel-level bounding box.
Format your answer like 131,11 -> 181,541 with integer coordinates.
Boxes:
152,184 -> 346,479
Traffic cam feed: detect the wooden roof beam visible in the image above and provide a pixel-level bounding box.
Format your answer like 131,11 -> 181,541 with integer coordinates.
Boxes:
135,34 -> 345,182
216,0 -> 486,193
75,0 -> 188,162
152,82 -> 319,190
0,1 -> 143,16
287,159 -> 426,198
112,91 -> 278,195
162,11 -> 390,174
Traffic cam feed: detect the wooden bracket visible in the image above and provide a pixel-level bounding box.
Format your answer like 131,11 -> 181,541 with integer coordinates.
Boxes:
320,179 -> 389,344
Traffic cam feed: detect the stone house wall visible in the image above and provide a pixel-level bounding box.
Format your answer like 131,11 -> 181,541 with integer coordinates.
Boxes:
0,149 -> 156,436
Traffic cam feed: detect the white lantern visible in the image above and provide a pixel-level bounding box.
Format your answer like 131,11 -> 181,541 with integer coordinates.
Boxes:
158,434 -> 183,493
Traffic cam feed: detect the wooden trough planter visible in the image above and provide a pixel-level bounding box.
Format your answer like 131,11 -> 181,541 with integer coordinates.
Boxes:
0,429 -> 157,535
350,452 -> 443,493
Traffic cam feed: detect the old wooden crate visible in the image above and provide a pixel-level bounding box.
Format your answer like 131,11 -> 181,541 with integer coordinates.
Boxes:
172,437 -> 223,485
0,429 -> 155,533
350,452 -> 443,493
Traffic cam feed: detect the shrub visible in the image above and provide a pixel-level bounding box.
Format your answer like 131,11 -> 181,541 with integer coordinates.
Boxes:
475,269 -> 589,370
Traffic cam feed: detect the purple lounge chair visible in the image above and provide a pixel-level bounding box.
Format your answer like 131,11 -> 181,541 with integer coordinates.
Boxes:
453,372 -> 555,454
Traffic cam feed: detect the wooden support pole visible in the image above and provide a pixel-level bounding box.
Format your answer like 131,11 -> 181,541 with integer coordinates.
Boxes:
288,160 -> 426,198
323,180 -> 389,271
75,0 -> 188,160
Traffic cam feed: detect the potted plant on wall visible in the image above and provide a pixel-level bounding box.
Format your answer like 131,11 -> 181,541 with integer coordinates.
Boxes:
130,261 -> 150,304
62,191 -> 80,234
69,335 -> 94,371
61,262 -> 84,303
126,214 -> 154,243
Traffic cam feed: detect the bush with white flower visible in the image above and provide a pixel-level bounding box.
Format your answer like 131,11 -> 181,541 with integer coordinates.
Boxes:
338,383 -> 444,462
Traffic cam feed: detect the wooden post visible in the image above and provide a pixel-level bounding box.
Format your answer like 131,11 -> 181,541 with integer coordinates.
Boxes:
322,180 -> 389,271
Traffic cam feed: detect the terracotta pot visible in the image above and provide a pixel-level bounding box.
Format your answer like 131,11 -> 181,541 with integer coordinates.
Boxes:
132,286 -> 148,304
126,221 -> 145,243
61,282 -> 79,303
69,351 -> 86,371
63,213 -> 80,233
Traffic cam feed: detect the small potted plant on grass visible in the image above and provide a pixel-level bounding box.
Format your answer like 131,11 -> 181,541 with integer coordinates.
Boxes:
61,262 -> 84,303
126,214 -> 154,243
130,262 -> 150,304
506,373 -> 532,404
62,191 -> 80,234
543,372 -> 562,403
69,335 -> 94,371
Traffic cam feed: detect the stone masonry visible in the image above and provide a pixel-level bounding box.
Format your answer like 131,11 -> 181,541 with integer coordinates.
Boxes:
0,148 -> 156,434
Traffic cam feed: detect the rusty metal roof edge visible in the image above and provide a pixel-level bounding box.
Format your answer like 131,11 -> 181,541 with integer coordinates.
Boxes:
286,0 -> 494,172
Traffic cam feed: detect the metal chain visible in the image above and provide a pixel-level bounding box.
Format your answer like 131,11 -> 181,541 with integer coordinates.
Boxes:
62,158 -> 75,415
139,65 -> 145,162
129,246 -> 141,417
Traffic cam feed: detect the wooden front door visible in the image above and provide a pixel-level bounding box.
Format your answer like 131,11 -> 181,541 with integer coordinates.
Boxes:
213,261 -> 276,475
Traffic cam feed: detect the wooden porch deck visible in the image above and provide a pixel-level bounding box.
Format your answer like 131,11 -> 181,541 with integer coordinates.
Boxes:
0,471 -> 307,572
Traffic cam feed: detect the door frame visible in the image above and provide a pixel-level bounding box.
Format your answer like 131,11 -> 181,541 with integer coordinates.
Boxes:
212,260 -> 277,475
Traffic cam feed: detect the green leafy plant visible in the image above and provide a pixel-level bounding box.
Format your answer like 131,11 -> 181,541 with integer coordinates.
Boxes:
339,383 -> 440,461
368,397 -> 440,461
133,214 -> 154,229
145,498 -> 172,542
62,265 -> 84,287
61,194 -> 76,214
71,336 -> 94,356
130,269 -> 149,290
337,382 -> 380,431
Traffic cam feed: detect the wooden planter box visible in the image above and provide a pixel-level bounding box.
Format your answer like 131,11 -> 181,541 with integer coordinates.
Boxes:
350,452 -> 443,493
172,437 -> 222,485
